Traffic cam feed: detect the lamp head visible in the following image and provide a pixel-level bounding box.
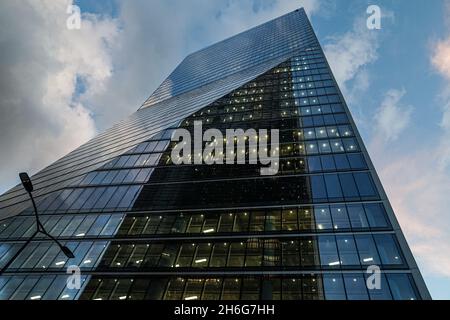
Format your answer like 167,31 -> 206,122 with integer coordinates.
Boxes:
61,246 -> 75,259
19,172 -> 33,193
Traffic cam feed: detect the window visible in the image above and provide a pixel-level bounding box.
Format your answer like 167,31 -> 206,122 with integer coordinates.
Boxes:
218,213 -> 234,233
202,279 -> 222,300
263,239 -> 281,267
175,244 -> 195,268
324,174 -> 343,201
202,214 -> 219,234
323,274 -> 346,300
164,278 -> 185,300
234,212 -> 249,232
101,214 -> 123,236
354,235 -> 380,265
319,236 -> 340,267
110,279 -> 133,300
310,175 -> 327,202
159,244 -> 178,267
282,278 -> 302,300
142,216 -> 161,235
307,156 -> 322,172
105,186 -> 129,209
222,279 -> 241,300
172,213 -> 189,233
282,240 -> 300,266
210,243 -> 229,267
282,209 -> 298,231
364,203 -> 390,228
261,278 -> 281,300
364,273 -> 392,300
347,204 -> 369,229
343,274 -> 369,300
336,236 -> 359,266
127,244 -> 148,268
353,172 -> 378,199
187,215 -> 204,233
87,215 -> 111,236
127,279 -> 150,300
338,173 -> 359,200
314,206 -> 332,230
228,242 -> 245,267
330,205 -> 350,230
333,154 -> 350,170
347,153 -> 367,169
373,234 -> 403,265
265,210 -> 281,231
386,274 -> 418,300
118,185 -> 141,208
193,243 -> 212,267
183,279 -> 204,301
298,207 -> 314,230
249,211 -> 265,232
241,278 -> 260,300
157,215 -> 176,234
92,187 -> 117,210
320,155 -> 336,171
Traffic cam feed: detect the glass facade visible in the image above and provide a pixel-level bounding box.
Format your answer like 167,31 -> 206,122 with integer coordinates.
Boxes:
0,8 -> 430,300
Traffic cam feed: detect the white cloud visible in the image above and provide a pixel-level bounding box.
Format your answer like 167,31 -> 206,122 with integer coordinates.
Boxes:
84,0 -> 322,131
0,0 -> 321,193
373,89 -> 413,143
324,18 -> 379,99
0,0 -> 119,193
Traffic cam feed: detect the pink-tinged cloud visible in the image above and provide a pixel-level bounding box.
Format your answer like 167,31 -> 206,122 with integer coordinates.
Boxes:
371,141 -> 450,278
431,38 -> 450,80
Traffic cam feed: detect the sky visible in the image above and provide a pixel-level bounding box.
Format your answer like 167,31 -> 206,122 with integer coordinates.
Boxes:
0,0 -> 449,299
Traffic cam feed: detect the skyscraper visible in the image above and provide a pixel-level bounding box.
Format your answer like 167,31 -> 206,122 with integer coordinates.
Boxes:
0,8 -> 430,300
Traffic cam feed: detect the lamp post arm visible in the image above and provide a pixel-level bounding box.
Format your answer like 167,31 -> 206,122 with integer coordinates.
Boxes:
0,230 -> 39,276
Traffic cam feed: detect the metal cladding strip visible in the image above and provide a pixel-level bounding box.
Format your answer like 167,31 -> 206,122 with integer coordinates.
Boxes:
0,54 -> 296,220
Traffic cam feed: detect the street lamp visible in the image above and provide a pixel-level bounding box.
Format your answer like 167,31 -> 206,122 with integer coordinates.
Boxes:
0,172 -> 74,276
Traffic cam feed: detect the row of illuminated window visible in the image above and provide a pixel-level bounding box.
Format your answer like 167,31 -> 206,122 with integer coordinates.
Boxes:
0,214 -> 124,240
79,166 -> 156,185
184,112 -> 350,129
70,153 -> 367,189
193,100 -> 343,120
222,85 -> 337,104
34,185 -> 143,213
72,139 -> 362,188
89,123 -> 356,177
120,153 -> 367,182
211,90 -> 341,113
6,202 -> 389,242
96,234 -> 404,271
116,203 -> 390,237
311,172 -> 379,202
278,62 -> 328,73
0,275 -> 88,300
132,173 -> 380,211
242,74 -> 334,91
229,79 -> 336,101
280,153 -> 368,174
187,106 -> 348,125
292,67 -> 332,79
79,273 -> 418,301
25,170 -> 379,215
0,240 -> 108,271
93,139 -> 360,174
